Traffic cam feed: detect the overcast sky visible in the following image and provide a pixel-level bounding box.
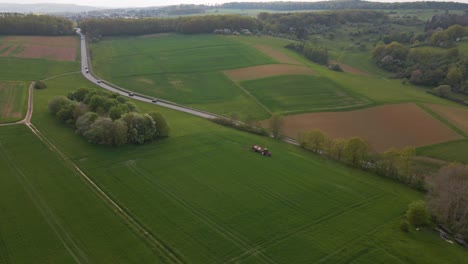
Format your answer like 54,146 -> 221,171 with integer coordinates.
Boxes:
2,0 -> 467,8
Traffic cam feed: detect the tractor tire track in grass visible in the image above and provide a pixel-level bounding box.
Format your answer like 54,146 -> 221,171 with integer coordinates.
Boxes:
0,142 -> 88,264
127,163 -> 278,264
0,229 -> 12,264
226,193 -> 387,263
25,125 -> 185,264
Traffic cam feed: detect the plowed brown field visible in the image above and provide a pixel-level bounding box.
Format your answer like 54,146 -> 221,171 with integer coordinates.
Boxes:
224,64 -> 316,81
427,104 -> 468,134
0,36 -> 77,61
274,103 -> 462,152
254,45 -> 301,65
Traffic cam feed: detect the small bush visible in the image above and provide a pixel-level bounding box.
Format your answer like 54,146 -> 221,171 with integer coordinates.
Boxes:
328,64 -> 343,72
34,80 -> 46,89
400,219 -> 410,233
406,200 -> 430,227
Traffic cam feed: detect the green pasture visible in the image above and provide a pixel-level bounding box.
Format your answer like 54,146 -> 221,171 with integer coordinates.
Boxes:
0,81 -> 28,123
417,140 -> 468,164
241,75 -> 368,113
24,73 -> 468,263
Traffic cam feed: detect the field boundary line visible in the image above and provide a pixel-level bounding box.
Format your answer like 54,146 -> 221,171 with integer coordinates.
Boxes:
0,142 -> 88,264
25,124 -> 185,264
225,193 -> 387,263
127,163 -> 277,264
417,103 -> 467,137
229,78 -> 272,115
42,71 -> 81,81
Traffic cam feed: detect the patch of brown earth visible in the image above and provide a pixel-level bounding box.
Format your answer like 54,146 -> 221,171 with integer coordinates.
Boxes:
0,44 -> 19,57
426,104 -> 468,134
16,45 -> 76,61
254,45 -> 301,65
329,60 -> 374,77
224,64 -> 316,81
138,33 -> 173,38
136,77 -> 155,85
3,36 -> 79,48
272,103 -> 462,152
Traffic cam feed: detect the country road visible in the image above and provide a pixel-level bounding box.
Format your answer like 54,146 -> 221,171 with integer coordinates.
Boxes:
77,29 -> 219,120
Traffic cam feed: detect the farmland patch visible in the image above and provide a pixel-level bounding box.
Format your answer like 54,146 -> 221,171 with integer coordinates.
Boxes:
254,44 -> 301,65
0,82 -> 27,123
0,36 -> 78,61
426,104 -> 468,134
224,64 -> 316,81
241,75 -> 368,113
329,60 -> 374,77
276,103 -> 462,152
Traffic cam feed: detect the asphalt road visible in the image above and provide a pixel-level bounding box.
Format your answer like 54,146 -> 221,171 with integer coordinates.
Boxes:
77,29 -> 218,120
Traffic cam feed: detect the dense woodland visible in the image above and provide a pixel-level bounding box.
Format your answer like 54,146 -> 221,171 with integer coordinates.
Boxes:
0,13 -> 73,35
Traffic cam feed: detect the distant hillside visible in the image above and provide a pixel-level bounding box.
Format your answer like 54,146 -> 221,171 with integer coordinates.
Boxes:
0,3 -> 103,13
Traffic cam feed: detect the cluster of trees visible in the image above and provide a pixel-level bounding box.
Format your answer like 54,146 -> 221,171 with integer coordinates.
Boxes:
372,34 -> 468,94
221,1 -> 468,11
0,13 -> 74,35
79,15 -> 258,38
425,13 -> 468,31
285,42 -> 328,65
428,163 -> 468,239
48,88 -> 169,146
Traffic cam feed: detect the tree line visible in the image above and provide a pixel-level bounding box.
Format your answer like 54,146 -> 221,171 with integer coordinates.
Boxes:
285,42 -> 328,65
0,13 -> 74,35
79,15 -> 258,39
221,1 -> 468,11
48,88 -> 169,146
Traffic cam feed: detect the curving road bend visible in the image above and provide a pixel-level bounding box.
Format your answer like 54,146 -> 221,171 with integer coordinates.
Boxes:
77,29 -> 218,120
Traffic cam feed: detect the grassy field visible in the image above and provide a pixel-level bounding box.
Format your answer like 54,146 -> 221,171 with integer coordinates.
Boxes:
0,57 -> 78,81
0,125 -> 162,263
91,34 -> 274,119
0,81 -> 28,123
241,75 -> 368,113
23,72 -> 468,263
417,140 -> 468,164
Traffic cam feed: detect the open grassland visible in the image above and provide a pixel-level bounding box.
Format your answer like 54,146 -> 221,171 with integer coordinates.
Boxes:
0,125 -> 161,263
0,82 -> 27,123
91,34 -> 275,119
241,75 -> 368,113
23,73 -> 468,263
0,36 -> 78,61
417,140 -> 468,164
275,103 -> 462,152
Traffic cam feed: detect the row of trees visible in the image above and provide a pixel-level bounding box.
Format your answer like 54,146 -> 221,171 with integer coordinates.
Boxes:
297,129 -> 425,189
49,88 -> 169,146
79,15 -> 258,38
0,13 -> 74,35
285,42 -> 328,65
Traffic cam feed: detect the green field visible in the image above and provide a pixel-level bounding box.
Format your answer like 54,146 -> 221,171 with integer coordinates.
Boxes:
0,58 -> 78,81
241,75 -> 368,113
91,34 -> 275,119
18,72 -> 467,263
0,81 -> 28,123
417,140 -> 468,164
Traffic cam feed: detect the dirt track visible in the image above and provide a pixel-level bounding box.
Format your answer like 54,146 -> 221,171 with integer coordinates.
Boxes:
275,103 -> 462,152
254,45 -> 301,65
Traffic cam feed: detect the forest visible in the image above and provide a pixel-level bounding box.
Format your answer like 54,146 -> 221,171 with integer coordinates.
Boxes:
0,13 -> 74,35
